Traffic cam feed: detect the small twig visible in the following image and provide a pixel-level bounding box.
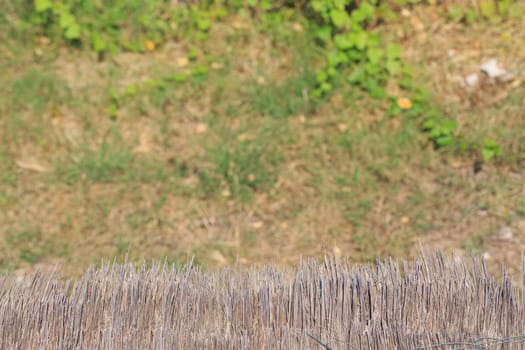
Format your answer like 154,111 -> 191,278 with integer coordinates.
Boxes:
306,332 -> 333,350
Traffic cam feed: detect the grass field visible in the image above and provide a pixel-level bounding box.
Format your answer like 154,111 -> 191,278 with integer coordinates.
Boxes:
0,2 -> 524,278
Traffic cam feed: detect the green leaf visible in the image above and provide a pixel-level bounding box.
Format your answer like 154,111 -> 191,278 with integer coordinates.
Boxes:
35,0 -> 52,12
483,138 -> 502,160
125,84 -> 139,96
311,88 -> 323,98
351,32 -> 368,50
59,11 -> 76,29
333,0 -> 347,9
442,119 -> 457,132
484,138 -> 497,148
482,148 -> 494,161
349,67 -> 366,85
351,8 -> 367,23
386,43 -> 402,59
447,5 -> 464,21
108,103 -> 118,117
479,0 -> 498,19
110,89 -> 120,102
312,0 -> 329,18
465,7 -> 477,23
399,78 -> 412,90
330,9 -> 350,28
326,50 -> 348,67
320,82 -> 332,92
360,2 -> 375,17
326,50 -> 341,67
214,8 -> 229,19
422,120 -> 434,130
173,73 -> 188,82
334,34 -> 353,50
91,32 -> 105,52
387,102 -> 401,117
367,47 -> 384,63
187,48 -> 199,61
352,3 -> 374,24
436,135 -> 453,147
316,26 -> 332,43
195,32 -> 208,41
197,19 -> 212,32
260,0 -> 271,10
367,33 -> 382,47
191,65 -> 209,76
65,23 -> 81,40
386,60 -> 401,75
365,62 -> 382,75
366,80 -> 386,99
316,71 -> 328,83
346,49 -> 362,61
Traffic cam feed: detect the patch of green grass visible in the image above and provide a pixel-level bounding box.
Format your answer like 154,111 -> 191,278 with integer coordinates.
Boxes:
5,228 -> 41,246
248,73 -> 318,119
4,227 -> 69,265
55,139 -> 136,184
53,130 -> 172,185
242,231 -> 257,245
352,230 -> 380,261
0,149 -> 17,189
198,122 -> 287,201
4,67 -> 70,143
461,232 -> 488,255
125,209 -> 154,230
296,234 -> 312,249
9,68 -> 69,112
115,235 -> 132,256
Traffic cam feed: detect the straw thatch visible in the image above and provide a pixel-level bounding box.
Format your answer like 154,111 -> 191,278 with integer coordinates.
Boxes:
1,252 -> 524,349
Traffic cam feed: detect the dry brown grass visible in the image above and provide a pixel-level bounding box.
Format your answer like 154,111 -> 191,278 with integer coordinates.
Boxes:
1,252 -> 525,349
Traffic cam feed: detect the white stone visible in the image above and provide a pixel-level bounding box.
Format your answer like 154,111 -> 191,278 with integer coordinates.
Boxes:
480,59 -> 506,78
465,73 -> 479,86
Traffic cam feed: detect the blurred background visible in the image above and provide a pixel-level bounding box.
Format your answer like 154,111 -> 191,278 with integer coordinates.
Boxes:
0,0 -> 524,278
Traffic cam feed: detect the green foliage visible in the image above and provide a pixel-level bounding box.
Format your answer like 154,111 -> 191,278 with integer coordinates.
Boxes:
310,0 -> 405,100
27,0 -> 227,54
482,138 -> 502,162
34,0 -> 81,40
446,0 -> 521,23
17,0 -> 511,174
308,0 -> 467,152
422,115 -> 457,148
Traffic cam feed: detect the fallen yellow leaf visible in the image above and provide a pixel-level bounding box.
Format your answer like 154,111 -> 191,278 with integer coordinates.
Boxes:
292,22 -> 304,33
251,221 -> 263,229
237,133 -> 250,142
177,57 -> 189,67
397,97 -> 412,110
195,123 -> 208,134
145,40 -> 155,52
